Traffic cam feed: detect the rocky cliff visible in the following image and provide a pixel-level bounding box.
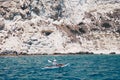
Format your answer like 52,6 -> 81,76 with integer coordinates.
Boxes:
0,0 -> 120,54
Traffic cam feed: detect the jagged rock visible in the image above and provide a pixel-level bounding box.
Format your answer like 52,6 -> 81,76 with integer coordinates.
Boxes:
0,0 -> 120,55
0,18 -> 4,30
109,52 -> 116,54
1,50 -> 18,55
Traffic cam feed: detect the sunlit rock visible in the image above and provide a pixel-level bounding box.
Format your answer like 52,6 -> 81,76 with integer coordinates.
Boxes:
0,0 -> 120,54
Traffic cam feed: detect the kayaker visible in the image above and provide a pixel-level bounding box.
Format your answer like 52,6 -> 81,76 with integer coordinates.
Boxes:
52,59 -> 57,66
48,59 -> 57,66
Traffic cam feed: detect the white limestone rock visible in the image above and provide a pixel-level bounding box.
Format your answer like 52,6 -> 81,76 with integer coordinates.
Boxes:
0,0 -> 120,54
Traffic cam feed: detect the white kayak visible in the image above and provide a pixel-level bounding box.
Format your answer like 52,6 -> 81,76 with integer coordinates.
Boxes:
42,63 -> 69,70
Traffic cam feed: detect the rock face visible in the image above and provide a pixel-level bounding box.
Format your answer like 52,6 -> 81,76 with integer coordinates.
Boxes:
0,0 -> 120,54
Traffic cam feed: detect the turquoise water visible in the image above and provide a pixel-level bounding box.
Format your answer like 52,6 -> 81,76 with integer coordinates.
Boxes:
0,55 -> 120,80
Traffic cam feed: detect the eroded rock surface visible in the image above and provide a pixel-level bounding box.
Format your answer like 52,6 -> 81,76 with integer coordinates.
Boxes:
0,0 -> 120,54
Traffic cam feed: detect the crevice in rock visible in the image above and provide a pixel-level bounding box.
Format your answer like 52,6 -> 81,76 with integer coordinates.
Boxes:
79,28 -> 86,34
41,30 -> 53,36
101,22 -> 112,28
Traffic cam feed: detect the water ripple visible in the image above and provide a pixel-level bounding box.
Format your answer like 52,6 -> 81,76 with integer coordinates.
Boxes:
0,55 -> 120,80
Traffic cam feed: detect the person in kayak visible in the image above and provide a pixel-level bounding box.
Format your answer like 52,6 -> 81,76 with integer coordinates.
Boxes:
48,59 -> 57,66
52,59 -> 57,66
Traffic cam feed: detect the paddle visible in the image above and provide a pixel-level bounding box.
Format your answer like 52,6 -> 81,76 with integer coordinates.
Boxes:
48,60 -> 52,63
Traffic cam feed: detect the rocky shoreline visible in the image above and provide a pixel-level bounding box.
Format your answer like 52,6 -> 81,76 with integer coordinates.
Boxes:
0,0 -> 120,55
0,51 -> 118,57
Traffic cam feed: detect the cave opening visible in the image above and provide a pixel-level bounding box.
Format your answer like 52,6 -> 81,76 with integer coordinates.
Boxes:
116,29 -> 120,34
78,22 -> 84,25
101,22 -> 112,28
41,30 -> 53,36
45,32 -> 52,36
79,28 -> 86,34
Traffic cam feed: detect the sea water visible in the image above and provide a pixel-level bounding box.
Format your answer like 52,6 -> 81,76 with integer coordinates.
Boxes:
0,55 -> 120,80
